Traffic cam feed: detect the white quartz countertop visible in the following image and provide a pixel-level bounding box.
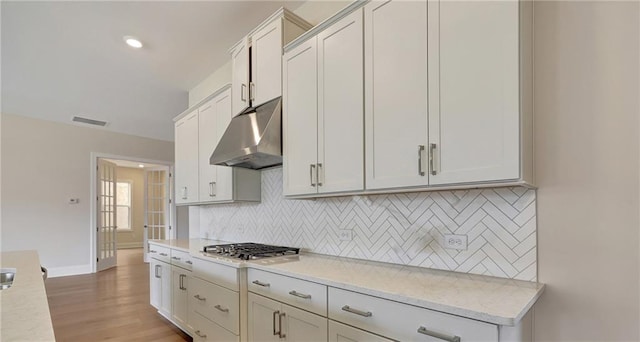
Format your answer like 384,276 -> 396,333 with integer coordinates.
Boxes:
0,250 -> 56,341
150,239 -> 544,326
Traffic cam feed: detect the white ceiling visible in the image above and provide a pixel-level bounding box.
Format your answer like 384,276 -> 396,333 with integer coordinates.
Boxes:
1,1 -> 303,141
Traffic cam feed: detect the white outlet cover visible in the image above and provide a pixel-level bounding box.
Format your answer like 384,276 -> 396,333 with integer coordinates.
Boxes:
444,234 -> 468,250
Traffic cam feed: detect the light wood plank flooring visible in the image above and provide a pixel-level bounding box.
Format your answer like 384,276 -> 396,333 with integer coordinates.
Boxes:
46,248 -> 192,341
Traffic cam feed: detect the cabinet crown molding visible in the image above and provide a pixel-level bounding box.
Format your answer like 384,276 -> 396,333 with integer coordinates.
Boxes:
173,84 -> 231,122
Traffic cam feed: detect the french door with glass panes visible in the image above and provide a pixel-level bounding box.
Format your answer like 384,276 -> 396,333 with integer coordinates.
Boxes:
97,159 -> 117,271
144,167 -> 171,262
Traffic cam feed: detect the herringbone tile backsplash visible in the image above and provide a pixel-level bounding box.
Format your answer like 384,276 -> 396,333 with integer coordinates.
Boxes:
200,168 -> 537,281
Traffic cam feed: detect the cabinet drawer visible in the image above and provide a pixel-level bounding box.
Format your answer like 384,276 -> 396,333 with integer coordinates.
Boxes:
190,277 -> 240,335
248,269 -> 327,316
328,287 -> 498,341
190,311 -> 239,342
192,257 -> 239,291
170,249 -> 193,270
148,244 -> 171,263
329,320 -> 392,342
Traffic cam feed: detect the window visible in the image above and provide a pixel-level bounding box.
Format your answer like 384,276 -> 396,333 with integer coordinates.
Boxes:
116,181 -> 132,230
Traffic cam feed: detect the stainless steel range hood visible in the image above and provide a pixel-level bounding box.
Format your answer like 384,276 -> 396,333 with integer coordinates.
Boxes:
210,97 -> 282,170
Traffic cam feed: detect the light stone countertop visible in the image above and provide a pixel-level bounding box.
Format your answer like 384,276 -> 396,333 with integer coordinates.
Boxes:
0,250 -> 56,342
149,239 -> 544,326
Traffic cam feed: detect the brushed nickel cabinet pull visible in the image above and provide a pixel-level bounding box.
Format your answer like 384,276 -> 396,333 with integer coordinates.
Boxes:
186,260 -> 193,265
418,145 -> 426,176
310,164 -> 316,187
252,280 -> 271,287
181,186 -> 188,200
272,310 -> 280,336
317,163 -> 323,186
214,304 -> 229,313
417,326 -> 460,342
342,305 -> 372,317
154,265 -> 161,278
159,253 -> 168,256
171,256 -> 181,260
250,82 -> 256,102
279,312 -> 286,338
429,143 -> 437,176
194,330 -> 207,338
241,84 -> 247,102
289,290 -> 311,299
194,294 -> 206,301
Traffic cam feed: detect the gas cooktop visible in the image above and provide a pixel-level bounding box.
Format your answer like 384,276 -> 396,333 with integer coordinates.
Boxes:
202,243 -> 300,260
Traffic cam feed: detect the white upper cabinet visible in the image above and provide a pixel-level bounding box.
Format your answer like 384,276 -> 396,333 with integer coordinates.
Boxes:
175,111 -> 199,204
251,19 -> 283,106
230,8 -> 312,117
230,38 -> 250,117
283,9 -> 364,197
197,99 -> 217,201
283,38 -> 318,196
364,0 -> 429,191
427,0 -> 521,185
174,85 -> 261,206
317,9 -> 364,194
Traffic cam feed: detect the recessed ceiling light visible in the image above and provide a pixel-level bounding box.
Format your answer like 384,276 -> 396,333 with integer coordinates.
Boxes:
138,164 -> 145,168
123,36 -> 143,49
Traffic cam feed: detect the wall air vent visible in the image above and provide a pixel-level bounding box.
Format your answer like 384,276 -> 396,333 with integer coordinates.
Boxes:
72,116 -> 108,127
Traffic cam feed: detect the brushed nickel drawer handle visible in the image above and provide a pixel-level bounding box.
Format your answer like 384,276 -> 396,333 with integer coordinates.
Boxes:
241,83 -> 247,102
317,163 -> 323,186
154,265 -> 161,278
289,290 -> 311,299
171,256 -> 181,260
252,280 -> 271,287
159,253 -> 168,256
214,304 -> 229,313
418,145 -> 426,176
186,260 -> 193,265
310,164 -> 316,187
194,294 -> 206,301
342,305 -> 372,317
149,250 -> 157,253
418,326 -> 460,342
194,330 -> 207,338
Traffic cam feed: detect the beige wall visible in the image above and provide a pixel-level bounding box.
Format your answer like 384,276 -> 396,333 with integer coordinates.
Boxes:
533,1 -> 640,340
115,166 -> 145,248
1,114 -> 173,276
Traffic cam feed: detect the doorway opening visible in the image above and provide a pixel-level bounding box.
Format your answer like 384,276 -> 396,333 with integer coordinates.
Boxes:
90,153 -> 173,273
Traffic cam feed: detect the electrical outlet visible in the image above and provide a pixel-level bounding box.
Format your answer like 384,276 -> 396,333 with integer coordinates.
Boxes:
444,234 -> 468,250
338,230 -> 353,241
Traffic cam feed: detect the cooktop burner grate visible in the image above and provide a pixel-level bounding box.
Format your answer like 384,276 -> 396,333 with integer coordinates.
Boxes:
202,243 -> 300,260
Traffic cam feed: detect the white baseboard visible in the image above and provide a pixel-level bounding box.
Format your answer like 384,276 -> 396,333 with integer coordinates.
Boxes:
118,242 -> 143,249
47,264 -> 92,278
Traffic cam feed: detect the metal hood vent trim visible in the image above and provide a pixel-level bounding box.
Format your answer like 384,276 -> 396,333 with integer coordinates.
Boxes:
210,97 -> 282,170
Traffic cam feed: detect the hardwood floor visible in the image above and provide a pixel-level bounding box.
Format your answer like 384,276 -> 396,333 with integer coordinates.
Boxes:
46,248 -> 192,342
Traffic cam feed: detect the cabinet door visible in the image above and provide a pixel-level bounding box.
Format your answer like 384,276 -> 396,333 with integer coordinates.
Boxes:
149,260 -> 162,310
428,1 -> 520,184
329,320 -> 392,342
251,18 -> 283,106
248,293 -> 282,342
317,9 -> 364,194
282,303 -> 328,342
191,311 -> 239,342
198,100 -> 217,202
364,0 -> 429,190
231,38 -> 250,117
172,267 -> 190,331
213,89 -> 234,201
283,38 -> 318,196
175,111 -> 199,204
160,262 -> 172,318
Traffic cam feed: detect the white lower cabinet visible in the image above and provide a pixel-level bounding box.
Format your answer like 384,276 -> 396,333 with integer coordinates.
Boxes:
149,258 -> 172,319
328,287 -> 498,342
191,310 -> 239,342
328,320 -> 392,342
172,266 -> 191,333
248,293 -> 327,342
